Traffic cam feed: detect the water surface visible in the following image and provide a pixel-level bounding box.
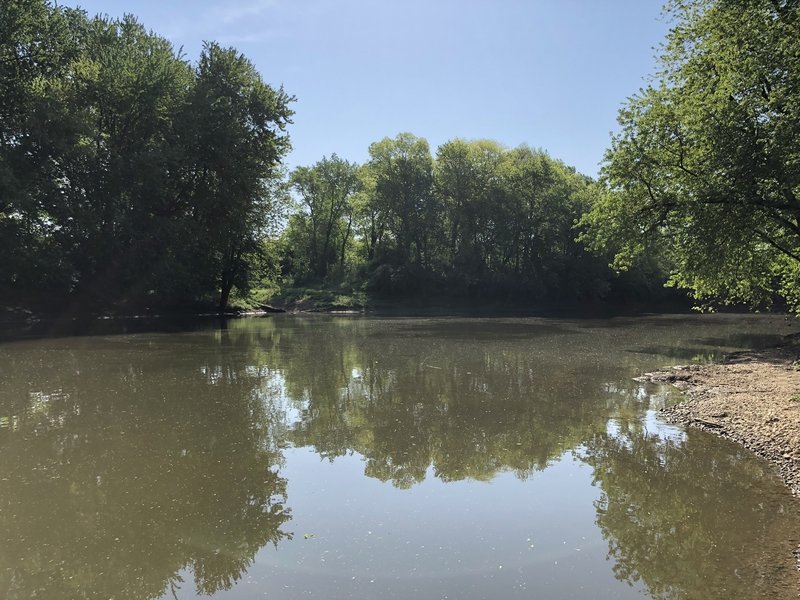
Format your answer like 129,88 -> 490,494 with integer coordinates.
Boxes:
1,314 -> 798,599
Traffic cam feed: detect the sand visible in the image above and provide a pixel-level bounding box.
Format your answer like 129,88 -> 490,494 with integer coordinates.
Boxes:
638,342 -> 800,585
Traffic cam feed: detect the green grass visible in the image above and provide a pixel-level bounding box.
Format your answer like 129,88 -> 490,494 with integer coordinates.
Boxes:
270,284 -> 368,311
223,277 -> 369,312
227,282 -> 282,311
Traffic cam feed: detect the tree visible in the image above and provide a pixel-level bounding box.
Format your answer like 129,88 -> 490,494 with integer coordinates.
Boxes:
580,0 -> 800,311
289,154 -> 360,279
0,6 -> 202,309
182,43 -> 293,310
0,3 -> 293,313
0,1 -> 89,299
351,164 -> 385,263
64,14 -> 193,306
434,139 -> 504,277
366,133 -> 437,269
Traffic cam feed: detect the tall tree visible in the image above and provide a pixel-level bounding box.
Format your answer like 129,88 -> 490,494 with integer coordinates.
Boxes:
351,164 -> 385,263
366,133 -> 437,269
0,4 -> 293,313
580,0 -> 800,311
183,43 -> 293,310
289,154 -> 360,279
434,139 -> 504,273
0,0 -> 87,298
63,14 -> 192,306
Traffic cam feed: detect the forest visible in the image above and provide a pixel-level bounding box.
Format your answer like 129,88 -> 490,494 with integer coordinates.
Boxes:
278,137 -> 671,309
2,0 -> 798,314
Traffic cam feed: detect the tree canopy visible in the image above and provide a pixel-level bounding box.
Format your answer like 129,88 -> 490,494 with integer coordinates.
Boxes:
287,154 -> 360,279
280,134 -> 673,305
580,0 -> 800,311
3,1 -> 695,314
0,0 -> 292,313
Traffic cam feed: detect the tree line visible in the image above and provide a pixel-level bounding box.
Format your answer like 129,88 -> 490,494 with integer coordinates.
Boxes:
281,136 -> 669,304
2,0 -> 292,312
4,0 -> 798,313
1,1 -> 671,314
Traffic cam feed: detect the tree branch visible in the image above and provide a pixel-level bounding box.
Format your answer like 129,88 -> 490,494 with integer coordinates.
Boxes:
752,227 -> 800,263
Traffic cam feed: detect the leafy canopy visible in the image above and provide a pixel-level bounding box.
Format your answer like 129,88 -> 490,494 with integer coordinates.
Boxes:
580,0 -> 800,311
0,1 -> 293,311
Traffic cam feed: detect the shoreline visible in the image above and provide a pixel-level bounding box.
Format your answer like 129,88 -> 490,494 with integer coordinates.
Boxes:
639,342 -> 800,497
0,300 -> 703,327
639,341 -> 800,575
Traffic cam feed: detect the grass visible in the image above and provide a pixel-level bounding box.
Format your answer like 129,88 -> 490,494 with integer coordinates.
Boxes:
270,284 -> 368,311
227,282 -> 282,312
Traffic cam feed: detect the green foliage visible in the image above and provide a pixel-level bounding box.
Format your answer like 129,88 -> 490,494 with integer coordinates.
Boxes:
580,0 -> 800,312
0,1 -> 292,312
288,154 -> 360,280
280,135 -> 662,304
181,43 -> 293,309
3,2 -> 689,313
366,133 -> 437,269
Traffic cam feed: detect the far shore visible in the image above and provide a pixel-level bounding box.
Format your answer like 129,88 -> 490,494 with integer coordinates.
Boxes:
1,294 -> 699,326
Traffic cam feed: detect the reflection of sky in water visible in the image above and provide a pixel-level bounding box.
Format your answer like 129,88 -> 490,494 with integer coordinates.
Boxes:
606,409 -> 687,451
236,447 -> 642,600
0,313 -> 798,599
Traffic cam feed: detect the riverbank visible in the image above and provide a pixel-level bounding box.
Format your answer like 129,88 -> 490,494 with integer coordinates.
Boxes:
639,339 -> 800,498
639,340 -> 800,581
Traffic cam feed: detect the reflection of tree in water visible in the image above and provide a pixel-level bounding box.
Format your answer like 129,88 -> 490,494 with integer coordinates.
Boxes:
277,318 -> 647,488
7,317 -> 793,599
581,424 -> 800,598
0,328 -> 291,600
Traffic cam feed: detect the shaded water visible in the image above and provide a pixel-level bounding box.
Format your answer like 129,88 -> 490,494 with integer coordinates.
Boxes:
1,314 -> 799,599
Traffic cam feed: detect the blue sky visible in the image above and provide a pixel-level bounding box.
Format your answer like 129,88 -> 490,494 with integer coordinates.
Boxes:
63,0 -> 670,178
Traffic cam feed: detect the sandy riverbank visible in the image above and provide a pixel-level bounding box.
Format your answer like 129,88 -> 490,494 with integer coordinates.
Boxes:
640,343 -> 800,496
639,341 -> 800,581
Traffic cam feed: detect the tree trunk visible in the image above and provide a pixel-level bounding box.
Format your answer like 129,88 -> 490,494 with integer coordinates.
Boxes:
218,271 -> 233,312
340,213 -> 353,268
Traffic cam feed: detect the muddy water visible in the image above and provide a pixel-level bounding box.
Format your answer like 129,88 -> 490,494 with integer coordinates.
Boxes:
0,314 -> 798,599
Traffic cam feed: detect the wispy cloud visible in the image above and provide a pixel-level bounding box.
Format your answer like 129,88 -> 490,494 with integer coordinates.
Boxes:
163,0 -> 281,42
212,0 -> 278,25
215,30 -> 283,45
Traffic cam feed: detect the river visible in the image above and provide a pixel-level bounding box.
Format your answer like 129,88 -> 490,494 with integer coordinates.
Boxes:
1,313 -> 798,599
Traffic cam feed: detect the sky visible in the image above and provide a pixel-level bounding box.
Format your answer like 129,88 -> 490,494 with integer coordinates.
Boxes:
61,0 -> 671,178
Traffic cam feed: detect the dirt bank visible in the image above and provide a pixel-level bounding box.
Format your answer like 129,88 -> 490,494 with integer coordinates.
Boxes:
639,342 -> 800,584
639,343 -> 800,497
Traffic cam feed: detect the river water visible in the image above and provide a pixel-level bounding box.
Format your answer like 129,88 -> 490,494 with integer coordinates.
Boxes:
1,313 -> 798,599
